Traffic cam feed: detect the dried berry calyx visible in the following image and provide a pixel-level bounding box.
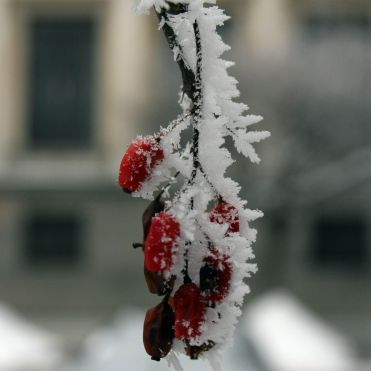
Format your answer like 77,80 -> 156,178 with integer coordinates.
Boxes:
145,211 -> 180,273
143,300 -> 175,361
185,341 -> 215,360
119,135 -> 164,193
174,283 -> 206,340
210,199 -> 240,234
144,266 -> 175,296
200,248 -> 232,304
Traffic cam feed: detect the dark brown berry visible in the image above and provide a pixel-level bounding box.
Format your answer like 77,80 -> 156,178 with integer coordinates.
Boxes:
143,301 -> 175,361
144,265 -> 175,296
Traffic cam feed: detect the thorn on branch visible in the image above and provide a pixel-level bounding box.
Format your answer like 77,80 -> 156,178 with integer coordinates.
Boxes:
133,242 -> 144,249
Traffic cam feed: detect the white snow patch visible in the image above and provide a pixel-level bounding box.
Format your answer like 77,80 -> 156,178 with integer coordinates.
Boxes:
0,303 -> 62,371
63,310 -> 258,371
244,291 -> 356,371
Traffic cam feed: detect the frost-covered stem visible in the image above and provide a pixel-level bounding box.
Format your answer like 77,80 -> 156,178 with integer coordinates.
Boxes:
190,21 -> 202,188
158,5 -> 205,283
157,4 -> 202,191
156,4 -> 196,100
157,4 -> 220,200
159,112 -> 190,137
183,20 -> 203,282
191,23 -> 221,198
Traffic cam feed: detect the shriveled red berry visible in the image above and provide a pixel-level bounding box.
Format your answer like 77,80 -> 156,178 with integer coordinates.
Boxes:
210,200 -> 239,234
174,283 -> 206,340
144,211 -> 180,273
142,196 -> 165,241
143,301 -> 175,361
144,266 -> 175,296
119,136 -> 164,193
200,248 -> 232,304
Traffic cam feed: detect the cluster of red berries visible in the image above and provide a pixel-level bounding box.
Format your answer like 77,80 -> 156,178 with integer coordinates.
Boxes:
141,200 -> 236,360
119,140 -> 240,361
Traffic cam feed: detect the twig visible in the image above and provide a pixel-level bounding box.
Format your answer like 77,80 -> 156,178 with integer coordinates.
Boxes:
189,21 -> 202,187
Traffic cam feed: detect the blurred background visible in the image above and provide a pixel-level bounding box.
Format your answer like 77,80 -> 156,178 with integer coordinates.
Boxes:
0,0 -> 370,370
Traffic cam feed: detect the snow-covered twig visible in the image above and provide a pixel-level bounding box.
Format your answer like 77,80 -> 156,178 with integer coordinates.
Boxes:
118,1 -> 270,369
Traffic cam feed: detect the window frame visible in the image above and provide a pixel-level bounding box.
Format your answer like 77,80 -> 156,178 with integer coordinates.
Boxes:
311,216 -> 369,271
12,1 -> 105,156
24,211 -> 84,269
28,16 -> 97,149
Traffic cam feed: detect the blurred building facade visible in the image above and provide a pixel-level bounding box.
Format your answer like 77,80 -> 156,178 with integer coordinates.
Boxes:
0,0 -> 370,355
241,0 -> 371,356
0,0 -> 157,316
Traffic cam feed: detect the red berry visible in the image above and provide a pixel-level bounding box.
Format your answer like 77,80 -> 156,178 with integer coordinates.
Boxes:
200,248 -> 232,304
119,136 -> 164,193
144,212 -> 180,273
143,301 -> 175,361
174,283 -> 206,340
210,200 -> 239,234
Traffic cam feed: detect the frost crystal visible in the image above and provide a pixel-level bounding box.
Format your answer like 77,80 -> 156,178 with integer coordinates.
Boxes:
120,0 -> 270,369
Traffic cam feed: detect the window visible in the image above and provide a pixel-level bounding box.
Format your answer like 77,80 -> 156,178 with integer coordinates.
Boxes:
29,18 -> 96,148
312,218 -> 367,270
25,213 -> 82,267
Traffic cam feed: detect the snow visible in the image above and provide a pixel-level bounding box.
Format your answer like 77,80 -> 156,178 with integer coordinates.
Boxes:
62,310 -> 258,371
58,294 -> 371,371
0,303 -> 62,371
244,291 -> 356,371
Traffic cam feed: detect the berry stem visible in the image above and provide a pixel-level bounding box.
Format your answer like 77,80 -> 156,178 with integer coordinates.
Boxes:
159,111 -> 191,137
